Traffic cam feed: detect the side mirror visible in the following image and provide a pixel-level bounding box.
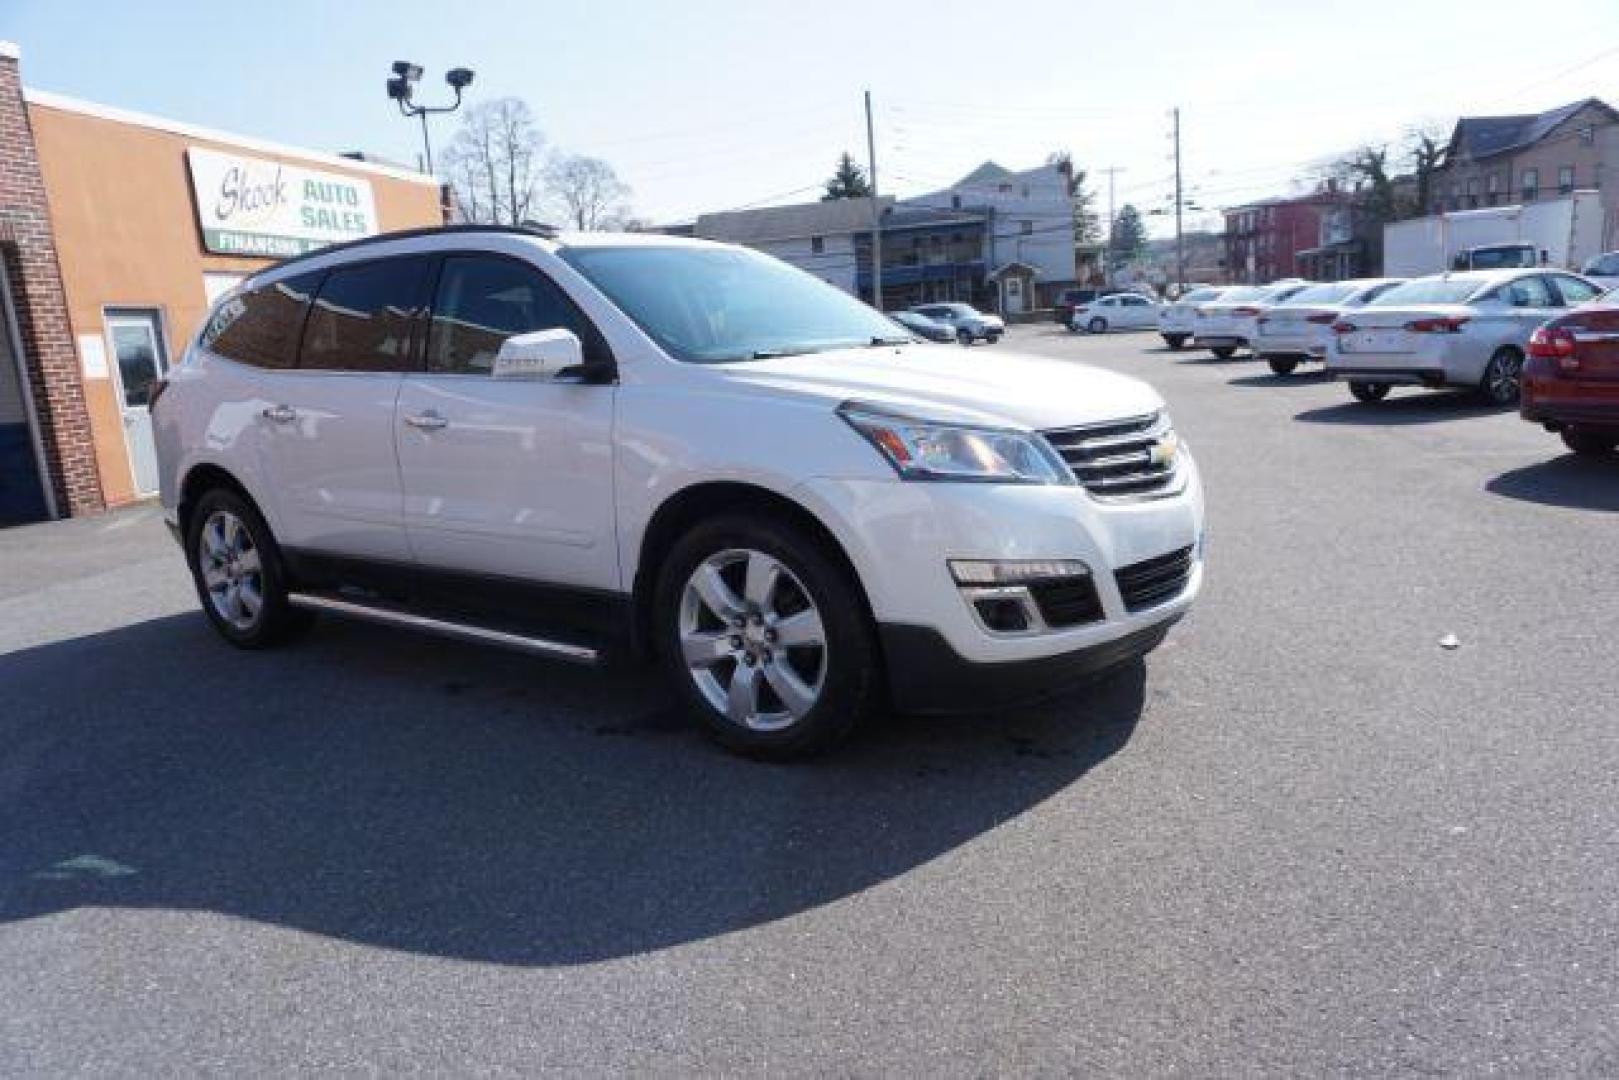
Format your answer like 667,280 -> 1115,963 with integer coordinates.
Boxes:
490,329 -> 584,381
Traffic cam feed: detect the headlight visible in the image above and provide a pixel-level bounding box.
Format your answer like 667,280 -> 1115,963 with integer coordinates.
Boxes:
838,403 -> 1072,484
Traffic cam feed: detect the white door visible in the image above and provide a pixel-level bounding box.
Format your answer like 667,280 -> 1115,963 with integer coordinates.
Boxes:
105,311 -> 168,495
396,253 -> 619,591
1122,295 -> 1156,328
1004,276 -> 1024,314
252,257 -> 430,562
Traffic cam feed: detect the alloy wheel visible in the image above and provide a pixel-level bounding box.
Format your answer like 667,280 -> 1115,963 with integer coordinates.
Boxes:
1486,352 -> 1522,404
678,548 -> 828,732
198,508 -> 264,631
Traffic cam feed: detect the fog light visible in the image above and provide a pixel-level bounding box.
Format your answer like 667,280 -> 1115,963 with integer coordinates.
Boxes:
950,559 -> 1090,586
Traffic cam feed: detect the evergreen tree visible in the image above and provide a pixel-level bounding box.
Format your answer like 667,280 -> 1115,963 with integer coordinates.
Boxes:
1110,204 -> 1147,267
822,152 -> 872,201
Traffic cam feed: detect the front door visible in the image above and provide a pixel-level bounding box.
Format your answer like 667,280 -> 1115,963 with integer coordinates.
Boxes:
105,310 -> 169,496
396,253 -> 619,591
1004,276 -> 1024,314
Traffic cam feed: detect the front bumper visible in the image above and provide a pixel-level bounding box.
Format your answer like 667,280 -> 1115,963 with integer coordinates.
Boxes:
881,616 -> 1180,714
795,456 -> 1205,674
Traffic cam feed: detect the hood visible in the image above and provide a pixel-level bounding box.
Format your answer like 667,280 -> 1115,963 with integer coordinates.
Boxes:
714,344 -> 1163,430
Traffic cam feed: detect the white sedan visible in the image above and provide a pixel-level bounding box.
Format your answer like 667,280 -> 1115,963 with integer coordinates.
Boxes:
1069,292 -> 1160,334
1158,286 -> 1226,349
1192,281 -> 1310,358
1324,269 -> 1607,404
1252,278 -> 1404,375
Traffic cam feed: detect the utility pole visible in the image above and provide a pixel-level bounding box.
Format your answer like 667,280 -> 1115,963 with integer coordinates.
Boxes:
864,89 -> 883,311
1172,107 -> 1185,290
1101,166 -> 1125,285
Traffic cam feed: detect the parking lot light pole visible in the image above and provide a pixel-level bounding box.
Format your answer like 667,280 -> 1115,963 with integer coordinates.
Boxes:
386,61 -> 475,175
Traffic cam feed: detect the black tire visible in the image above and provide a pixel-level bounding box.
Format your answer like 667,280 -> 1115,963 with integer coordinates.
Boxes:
1211,346 -> 1236,360
1163,334 -> 1187,350
184,487 -> 311,649
1479,347 -> 1524,405
957,328 -> 973,346
1087,317 -> 1107,334
1561,427 -> 1619,456
1267,356 -> 1300,376
1349,380 -> 1390,403
654,513 -> 880,759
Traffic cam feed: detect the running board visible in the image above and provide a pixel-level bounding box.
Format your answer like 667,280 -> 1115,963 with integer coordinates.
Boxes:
287,591 -> 600,665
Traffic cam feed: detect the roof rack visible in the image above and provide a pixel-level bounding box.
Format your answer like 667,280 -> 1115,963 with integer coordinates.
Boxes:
246,222 -> 560,281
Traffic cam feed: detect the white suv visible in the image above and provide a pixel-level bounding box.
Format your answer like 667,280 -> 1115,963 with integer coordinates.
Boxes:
154,226 -> 1204,758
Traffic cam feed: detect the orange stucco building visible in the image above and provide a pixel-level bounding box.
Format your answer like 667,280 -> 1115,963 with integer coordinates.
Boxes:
1,41 -> 445,523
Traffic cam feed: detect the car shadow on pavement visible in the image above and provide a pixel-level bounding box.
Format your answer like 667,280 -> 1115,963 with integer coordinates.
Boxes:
0,612 -> 1145,967
1294,391 -> 1501,426
1486,454 -> 1619,511
1226,371 -> 1332,388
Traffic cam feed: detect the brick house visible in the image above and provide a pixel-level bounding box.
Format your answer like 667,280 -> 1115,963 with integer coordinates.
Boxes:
0,41 -> 443,525
1223,187 -> 1351,284
1428,98 -> 1619,214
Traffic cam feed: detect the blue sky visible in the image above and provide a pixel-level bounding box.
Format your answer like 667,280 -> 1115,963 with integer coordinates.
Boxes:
5,0 -> 1619,234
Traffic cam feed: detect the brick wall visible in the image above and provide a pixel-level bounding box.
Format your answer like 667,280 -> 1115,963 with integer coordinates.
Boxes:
0,46 -> 103,515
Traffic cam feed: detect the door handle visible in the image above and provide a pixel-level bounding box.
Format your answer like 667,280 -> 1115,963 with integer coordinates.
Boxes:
261,404 -> 296,424
403,410 -> 448,431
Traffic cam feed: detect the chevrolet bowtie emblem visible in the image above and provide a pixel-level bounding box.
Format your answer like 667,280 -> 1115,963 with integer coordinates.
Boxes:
1148,432 -> 1179,468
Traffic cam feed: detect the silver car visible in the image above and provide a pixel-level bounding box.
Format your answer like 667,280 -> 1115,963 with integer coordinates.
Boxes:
1324,269 -> 1607,404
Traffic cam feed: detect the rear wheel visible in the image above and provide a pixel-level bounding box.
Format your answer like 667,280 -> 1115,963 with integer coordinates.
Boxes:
1561,428 -> 1619,456
1087,317 -> 1108,334
1479,347 -> 1524,405
1211,346 -> 1236,360
1163,334 -> 1187,350
1349,380 -> 1391,403
185,488 -> 310,648
655,514 -> 880,759
1267,356 -> 1300,376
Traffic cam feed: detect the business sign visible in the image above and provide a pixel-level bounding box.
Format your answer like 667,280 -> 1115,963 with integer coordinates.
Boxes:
186,147 -> 379,258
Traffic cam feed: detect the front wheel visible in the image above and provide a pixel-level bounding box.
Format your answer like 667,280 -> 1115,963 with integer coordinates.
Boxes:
1163,334 -> 1187,350
1480,348 -> 1524,405
185,488 -> 310,648
655,514 -> 880,759
1087,317 -> 1108,334
1211,346 -> 1236,360
1349,380 -> 1390,403
1267,356 -> 1300,376
1561,428 -> 1619,456
957,328 -> 973,346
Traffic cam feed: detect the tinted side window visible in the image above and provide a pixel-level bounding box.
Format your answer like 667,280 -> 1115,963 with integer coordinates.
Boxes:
1552,275 -> 1602,305
426,256 -> 601,375
299,256 -> 432,372
200,271 -> 322,369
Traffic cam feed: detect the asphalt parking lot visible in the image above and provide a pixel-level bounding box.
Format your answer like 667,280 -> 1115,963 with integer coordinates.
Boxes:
2,325 -> 1616,1075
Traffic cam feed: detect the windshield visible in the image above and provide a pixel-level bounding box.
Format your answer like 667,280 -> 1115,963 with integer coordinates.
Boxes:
1465,247 -> 1535,270
560,244 -> 905,362
1283,283 -> 1357,305
1368,278 -> 1485,306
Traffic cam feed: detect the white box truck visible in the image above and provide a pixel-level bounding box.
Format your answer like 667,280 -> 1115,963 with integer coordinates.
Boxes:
1383,191 -> 1605,276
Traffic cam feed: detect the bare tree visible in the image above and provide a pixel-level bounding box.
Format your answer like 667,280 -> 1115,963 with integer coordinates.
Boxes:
442,98 -> 545,225
1403,120 -> 1451,216
545,154 -> 633,230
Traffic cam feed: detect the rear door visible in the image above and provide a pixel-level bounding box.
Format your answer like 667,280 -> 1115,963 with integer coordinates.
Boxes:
395,252 -> 619,591
253,255 -> 432,562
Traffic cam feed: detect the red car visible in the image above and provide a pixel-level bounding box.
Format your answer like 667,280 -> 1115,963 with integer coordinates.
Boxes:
1522,303 -> 1619,456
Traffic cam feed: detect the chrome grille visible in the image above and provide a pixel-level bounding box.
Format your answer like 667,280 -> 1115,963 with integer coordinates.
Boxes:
1042,412 -> 1180,500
